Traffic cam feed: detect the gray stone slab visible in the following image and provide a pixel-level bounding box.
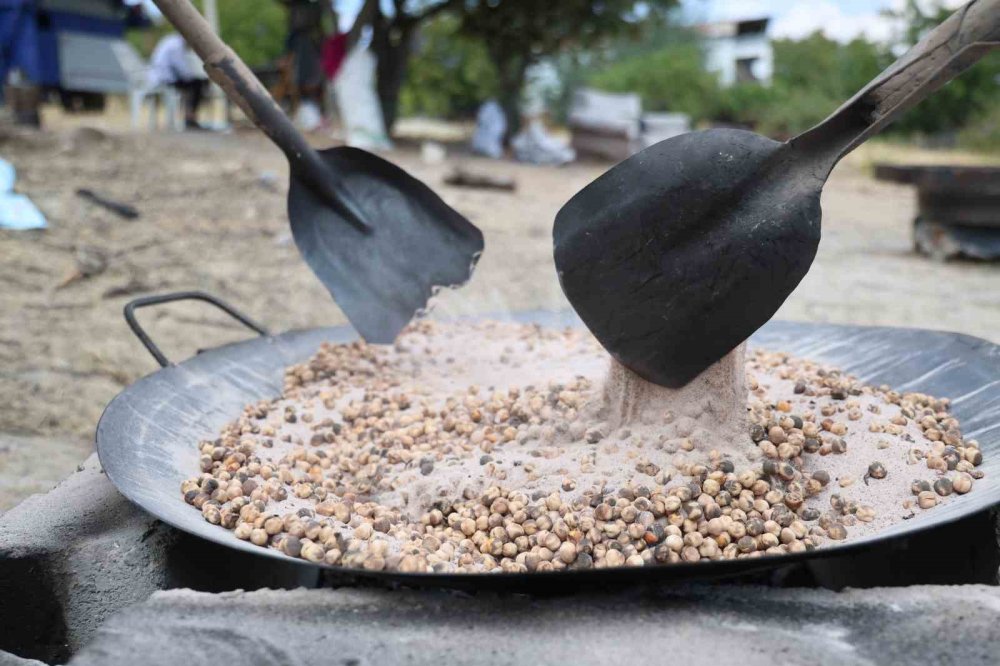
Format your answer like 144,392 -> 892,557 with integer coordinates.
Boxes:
70,585 -> 1000,666
0,454 -> 318,663
0,433 -> 93,512
0,454 -> 170,661
0,652 -> 47,666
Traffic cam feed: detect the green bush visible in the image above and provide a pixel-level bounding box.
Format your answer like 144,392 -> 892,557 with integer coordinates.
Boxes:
958,105 -> 1000,153
771,35 -> 887,104
214,0 -> 286,68
129,0 -> 286,68
399,15 -> 499,119
585,29 -> 995,143
588,42 -> 723,120
893,53 -> 1000,136
888,0 -> 1000,136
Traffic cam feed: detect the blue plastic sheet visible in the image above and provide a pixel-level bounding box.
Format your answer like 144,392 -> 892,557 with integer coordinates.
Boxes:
0,192 -> 47,229
0,156 -> 47,230
0,157 -> 14,192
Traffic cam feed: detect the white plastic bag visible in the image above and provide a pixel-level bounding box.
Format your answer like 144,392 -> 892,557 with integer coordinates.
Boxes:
511,119 -> 575,166
470,99 -> 506,159
332,46 -> 392,150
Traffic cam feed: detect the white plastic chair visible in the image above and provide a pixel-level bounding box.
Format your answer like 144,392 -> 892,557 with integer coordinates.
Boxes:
112,42 -> 184,132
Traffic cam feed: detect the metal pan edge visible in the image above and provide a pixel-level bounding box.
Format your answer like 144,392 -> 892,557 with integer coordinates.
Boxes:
96,314 -> 1000,587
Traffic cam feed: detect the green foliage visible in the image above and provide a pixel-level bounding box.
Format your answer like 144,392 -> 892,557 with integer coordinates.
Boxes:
399,15 -> 498,118
394,1 -> 678,126
584,1 -> 999,143
958,105 -> 1000,153
585,20 -> 1000,142
771,34 -> 887,103
588,42 -> 722,119
212,0 -> 287,68
885,0 -> 1000,135
589,34 -> 880,137
458,0 -> 677,60
587,31 -> 891,138
892,55 -> 1000,135
457,0 -> 678,130
128,0 -> 287,68
751,34 -> 888,137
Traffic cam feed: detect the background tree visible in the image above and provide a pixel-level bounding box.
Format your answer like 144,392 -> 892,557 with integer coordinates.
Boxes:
758,34 -> 888,137
457,0 -> 677,135
587,24 -> 722,121
214,0 -> 287,68
130,0 -> 286,68
368,0 -> 462,132
884,0 -> 1000,135
398,14 -> 498,119
588,28 -> 890,137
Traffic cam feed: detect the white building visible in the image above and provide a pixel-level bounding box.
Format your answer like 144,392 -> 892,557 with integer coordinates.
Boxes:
697,18 -> 773,87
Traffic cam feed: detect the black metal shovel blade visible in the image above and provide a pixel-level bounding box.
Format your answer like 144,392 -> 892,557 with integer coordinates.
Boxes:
554,129 -> 823,388
290,147 -> 484,343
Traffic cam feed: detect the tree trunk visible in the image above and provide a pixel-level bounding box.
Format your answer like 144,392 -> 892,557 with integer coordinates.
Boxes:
491,47 -> 529,141
372,17 -> 418,135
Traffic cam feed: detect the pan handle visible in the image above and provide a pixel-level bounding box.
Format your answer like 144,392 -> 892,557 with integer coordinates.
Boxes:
124,291 -> 269,368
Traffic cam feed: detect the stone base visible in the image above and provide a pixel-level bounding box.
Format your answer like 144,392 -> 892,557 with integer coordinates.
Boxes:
0,455 -> 317,663
68,585 -> 1000,665
0,653 -> 46,666
1,454 -> 998,664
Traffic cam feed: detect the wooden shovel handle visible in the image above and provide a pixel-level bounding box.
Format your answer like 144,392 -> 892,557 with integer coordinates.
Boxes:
795,0 -> 1000,162
149,0 -> 371,232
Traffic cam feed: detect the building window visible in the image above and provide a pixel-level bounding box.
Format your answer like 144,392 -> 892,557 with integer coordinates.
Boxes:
736,57 -> 759,83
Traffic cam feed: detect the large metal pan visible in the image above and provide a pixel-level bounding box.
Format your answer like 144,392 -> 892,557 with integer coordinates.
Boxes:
97,292 -> 1000,590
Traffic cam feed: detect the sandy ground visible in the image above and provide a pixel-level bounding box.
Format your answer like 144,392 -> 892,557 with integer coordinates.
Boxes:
1,116 -> 998,511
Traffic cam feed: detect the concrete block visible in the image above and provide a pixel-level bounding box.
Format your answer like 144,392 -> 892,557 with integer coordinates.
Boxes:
0,652 -> 47,666
0,454 -> 317,663
2,453 -> 996,664
69,585 -> 1000,666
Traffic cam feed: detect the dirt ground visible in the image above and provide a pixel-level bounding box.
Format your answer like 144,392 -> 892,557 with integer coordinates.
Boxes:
1,118 -> 998,511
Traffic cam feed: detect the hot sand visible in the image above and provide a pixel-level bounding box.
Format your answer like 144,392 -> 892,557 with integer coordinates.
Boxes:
180,321 -> 984,572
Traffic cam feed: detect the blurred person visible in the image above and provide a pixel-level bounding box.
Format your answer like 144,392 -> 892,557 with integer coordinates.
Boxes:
147,32 -> 207,130
282,0 -> 326,131
320,14 -> 347,84
0,0 -> 42,124
471,99 -> 506,159
319,8 -> 346,128
0,0 -> 41,87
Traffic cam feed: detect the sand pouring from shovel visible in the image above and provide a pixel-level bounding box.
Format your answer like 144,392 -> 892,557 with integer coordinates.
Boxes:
555,0 -> 999,388
152,0 -> 483,344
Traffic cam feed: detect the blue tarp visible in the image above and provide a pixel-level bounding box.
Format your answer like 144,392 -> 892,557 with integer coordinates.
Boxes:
0,1 -> 131,87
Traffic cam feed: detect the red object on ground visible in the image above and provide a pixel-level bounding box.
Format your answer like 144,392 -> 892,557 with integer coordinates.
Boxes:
321,33 -> 347,81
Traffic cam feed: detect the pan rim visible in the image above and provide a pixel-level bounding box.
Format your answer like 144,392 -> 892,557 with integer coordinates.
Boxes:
96,314 -> 1000,584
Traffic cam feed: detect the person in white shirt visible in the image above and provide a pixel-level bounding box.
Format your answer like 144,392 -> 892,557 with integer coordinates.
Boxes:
147,33 -> 206,129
